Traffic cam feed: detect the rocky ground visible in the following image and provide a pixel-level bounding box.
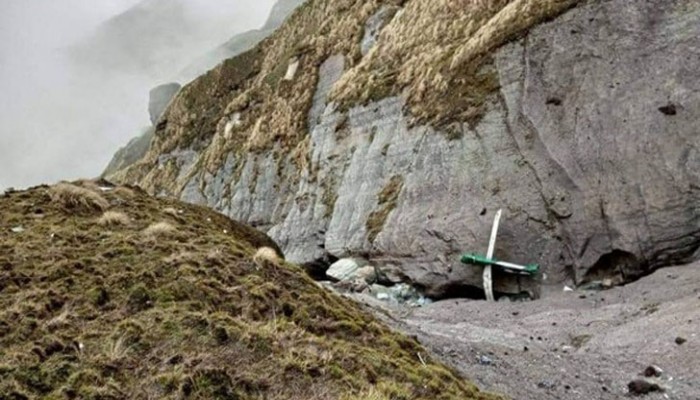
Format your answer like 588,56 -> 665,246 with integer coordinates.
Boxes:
349,262 -> 700,399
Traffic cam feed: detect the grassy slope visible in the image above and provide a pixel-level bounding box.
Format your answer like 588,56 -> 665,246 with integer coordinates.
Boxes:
0,182 -> 502,400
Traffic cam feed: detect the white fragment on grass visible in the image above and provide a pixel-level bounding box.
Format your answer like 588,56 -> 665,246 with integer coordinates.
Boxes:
284,58 -> 300,81
224,113 -> 243,139
417,352 -> 427,367
563,286 -> 574,292
11,226 -> 25,233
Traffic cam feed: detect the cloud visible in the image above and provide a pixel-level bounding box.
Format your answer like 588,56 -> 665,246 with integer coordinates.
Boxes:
0,0 -> 275,190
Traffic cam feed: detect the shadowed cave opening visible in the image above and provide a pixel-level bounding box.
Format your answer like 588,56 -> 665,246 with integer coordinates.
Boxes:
301,254 -> 339,281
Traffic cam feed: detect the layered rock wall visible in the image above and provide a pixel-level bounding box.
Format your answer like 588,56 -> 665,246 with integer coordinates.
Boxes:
115,0 -> 700,297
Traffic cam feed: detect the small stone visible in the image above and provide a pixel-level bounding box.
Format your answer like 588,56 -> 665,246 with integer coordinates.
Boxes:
643,365 -> 663,378
355,266 -> 378,284
477,355 -> 492,366
376,293 -> 390,301
674,336 -> 687,345
537,380 -> 556,390
658,103 -> 677,116
326,258 -> 363,281
628,379 -> 663,395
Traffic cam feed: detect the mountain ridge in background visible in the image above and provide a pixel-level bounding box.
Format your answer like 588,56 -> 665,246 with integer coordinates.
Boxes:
103,0 -> 305,177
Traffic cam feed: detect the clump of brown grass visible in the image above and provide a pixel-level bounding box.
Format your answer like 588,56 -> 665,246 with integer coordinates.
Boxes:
254,247 -> 282,264
75,179 -> 105,192
112,186 -> 136,199
332,0 -> 580,126
98,211 -> 131,227
366,175 -> 404,243
163,251 -> 197,265
49,183 -> 109,213
163,207 -> 181,217
142,222 -> 177,238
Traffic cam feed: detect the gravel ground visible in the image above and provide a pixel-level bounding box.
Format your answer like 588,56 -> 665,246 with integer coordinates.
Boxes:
355,262 -> 700,399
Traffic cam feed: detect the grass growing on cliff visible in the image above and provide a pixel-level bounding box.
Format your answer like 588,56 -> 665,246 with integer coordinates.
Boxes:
332,0 -> 580,126
0,181 -> 501,400
366,175 -> 404,243
112,0 -> 582,200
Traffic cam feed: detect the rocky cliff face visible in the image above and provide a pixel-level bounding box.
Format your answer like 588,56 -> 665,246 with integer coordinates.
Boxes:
111,0 -> 700,298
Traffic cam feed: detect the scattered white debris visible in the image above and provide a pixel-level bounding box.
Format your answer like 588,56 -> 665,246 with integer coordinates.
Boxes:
284,58 -> 300,81
563,286 -> 574,292
376,293 -> 390,301
477,355 -> 493,366
99,187 -> 114,192
11,226 -> 25,233
224,113 -> 243,138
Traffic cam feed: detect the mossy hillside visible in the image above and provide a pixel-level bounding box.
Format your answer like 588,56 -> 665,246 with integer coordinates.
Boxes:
0,182 -> 502,399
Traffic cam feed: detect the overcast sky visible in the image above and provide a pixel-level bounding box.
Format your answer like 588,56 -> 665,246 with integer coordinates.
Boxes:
0,0 -> 275,190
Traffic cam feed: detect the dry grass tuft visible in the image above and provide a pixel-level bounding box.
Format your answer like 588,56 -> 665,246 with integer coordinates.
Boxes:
163,251 -> 197,265
49,183 -> 110,213
254,247 -> 283,264
112,186 -> 136,199
142,221 -> 177,238
366,175 -> 404,243
332,0 -> 580,126
162,207 -> 181,217
98,211 -> 131,227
